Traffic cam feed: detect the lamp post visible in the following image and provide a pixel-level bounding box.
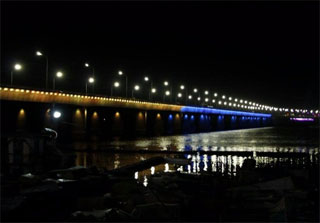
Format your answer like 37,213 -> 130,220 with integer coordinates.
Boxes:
111,81 -> 120,96
10,63 -> 22,85
163,90 -> 170,102
151,88 -> 156,101
85,63 -> 95,93
86,77 -> 95,94
36,51 -> 49,89
176,92 -> 182,104
163,81 -> 172,102
118,70 -> 128,98
53,71 -> 63,90
144,76 -> 153,100
180,84 -> 188,104
132,85 -> 140,98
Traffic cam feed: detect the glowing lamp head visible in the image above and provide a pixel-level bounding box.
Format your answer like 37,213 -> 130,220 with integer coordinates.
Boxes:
114,81 -> 120,87
197,97 -> 201,101
229,97 -> 232,101
134,85 -> 140,91
222,95 -> 226,99
151,88 -> 156,93
56,71 -> 63,78
144,76 -> 149,81
180,85 -> 185,90
36,51 -> 43,56
14,64 -> 22,70
85,63 -> 90,67
205,91 -> 209,95
214,93 -> 218,97
164,81 -> 169,86
177,93 -> 182,98
53,111 -> 61,119
212,99 -> 215,103
88,77 -> 95,83
165,90 -> 170,96
193,88 -> 198,93
188,95 -> 192,99
118,70 -> 123,75
205,98 -> 209,102
218,101 -> 222,105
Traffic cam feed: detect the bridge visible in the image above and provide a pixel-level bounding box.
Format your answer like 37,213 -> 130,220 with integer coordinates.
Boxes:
0,86 -> 318,141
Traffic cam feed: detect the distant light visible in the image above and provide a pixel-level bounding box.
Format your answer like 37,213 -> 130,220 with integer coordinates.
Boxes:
144,76 -> 149,81
56,71 -> 63,78
214,93 -> 218,97
53,111 -> 61,119
114,81 -> 120,87
205,98 -> 209,102
188,95 -> 192,99
197,97 -> 201,101
180,85 -> 185,90
36,51 -> 43,56
14,64 -> 22,70
235,98 -> 238,102
228,97 -> 232,101
85,63 -> 89,67
240,99 -> 243,103
290,117 -> 314,122
118,70 -> 123,75
151,88 -> 156,93
218,101 -> 222,105
244,100 -> 248,104
165,90 -> 170,95
212,99 -> 216,103
88,77 -> 94,83
164,81 -> 169,86
193,88 -> 198,93
134,85 -> 140,91
224,102 -> 227,105
205,90 -> 209,95
222,95 -> 226,99
177,93 -> 182,98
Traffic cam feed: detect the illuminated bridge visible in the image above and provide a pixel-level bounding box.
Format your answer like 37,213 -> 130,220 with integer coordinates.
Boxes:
0,86 -> 318,140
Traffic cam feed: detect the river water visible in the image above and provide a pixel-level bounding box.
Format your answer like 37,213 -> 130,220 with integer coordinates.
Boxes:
72,126 -> 319,183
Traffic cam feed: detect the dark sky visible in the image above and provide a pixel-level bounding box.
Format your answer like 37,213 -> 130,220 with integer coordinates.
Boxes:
1,1 -> 319,109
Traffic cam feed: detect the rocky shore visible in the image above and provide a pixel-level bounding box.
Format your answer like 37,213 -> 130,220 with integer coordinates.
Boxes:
1,154 -> 319,222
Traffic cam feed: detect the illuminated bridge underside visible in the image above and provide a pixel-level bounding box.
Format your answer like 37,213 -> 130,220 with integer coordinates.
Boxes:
0,87 -> 271,118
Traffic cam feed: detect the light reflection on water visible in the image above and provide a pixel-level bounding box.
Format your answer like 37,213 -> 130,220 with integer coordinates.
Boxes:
74,127 -> 319,185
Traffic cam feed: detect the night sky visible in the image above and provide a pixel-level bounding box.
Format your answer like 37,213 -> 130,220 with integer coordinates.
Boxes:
1,1 -> 319,109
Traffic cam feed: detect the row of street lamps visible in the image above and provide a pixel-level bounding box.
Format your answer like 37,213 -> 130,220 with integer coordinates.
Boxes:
7,51 -> 317,114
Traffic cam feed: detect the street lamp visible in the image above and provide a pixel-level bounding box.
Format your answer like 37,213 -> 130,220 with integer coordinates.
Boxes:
204,90 -> 209,95
163,81 -> 172,102
84,63 -> 95,93
176,92 -> 182,103
111,81 -> 120,96
132,84 -> 140,98
53,71 -> 63,90
85,77 -> 95,94
36,50 -> 49,89
144,76 -> 153,100
164,81 -> 169,86
10,63 -> 22,85
180,84 -> 188,104
118,70 -> 128,98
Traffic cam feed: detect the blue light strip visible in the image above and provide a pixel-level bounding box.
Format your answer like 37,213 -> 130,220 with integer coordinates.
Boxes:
181,106 -> 272,117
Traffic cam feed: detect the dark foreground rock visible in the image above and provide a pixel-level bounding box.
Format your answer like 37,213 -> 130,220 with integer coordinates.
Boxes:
1,156 -> 319,222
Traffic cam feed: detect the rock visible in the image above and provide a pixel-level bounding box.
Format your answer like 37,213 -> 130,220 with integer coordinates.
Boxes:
131,202 -> 181,221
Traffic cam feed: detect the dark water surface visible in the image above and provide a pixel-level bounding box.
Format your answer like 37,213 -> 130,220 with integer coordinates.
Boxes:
71,126 -> 319,183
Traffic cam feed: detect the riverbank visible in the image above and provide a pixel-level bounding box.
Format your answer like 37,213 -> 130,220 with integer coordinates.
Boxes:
1,154 -> 319,222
